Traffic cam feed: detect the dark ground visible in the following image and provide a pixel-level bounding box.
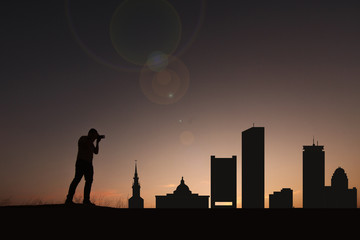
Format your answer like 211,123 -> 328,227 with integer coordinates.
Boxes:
1,205 -> 358,237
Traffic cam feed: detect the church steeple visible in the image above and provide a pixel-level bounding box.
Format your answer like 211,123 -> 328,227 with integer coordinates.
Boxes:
132,160 -> 140,197
129,160 -> 144,208
134,160 -> 138,180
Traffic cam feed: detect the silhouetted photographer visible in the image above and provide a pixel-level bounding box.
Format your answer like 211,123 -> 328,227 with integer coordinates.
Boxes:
66,128 -> 105,206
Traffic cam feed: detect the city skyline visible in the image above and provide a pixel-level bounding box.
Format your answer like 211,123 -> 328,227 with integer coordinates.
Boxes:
1,1 -> 360,208
137,126 -> 357,208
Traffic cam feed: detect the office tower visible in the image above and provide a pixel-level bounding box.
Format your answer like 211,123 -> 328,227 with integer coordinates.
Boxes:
323,167 -> 357,208
211,155 -> 237,208
242,127 -> 264,208
269,188 -> 293,208
156,177 -> 209,208
303,140 -> 324,208
128,161 -> 144,208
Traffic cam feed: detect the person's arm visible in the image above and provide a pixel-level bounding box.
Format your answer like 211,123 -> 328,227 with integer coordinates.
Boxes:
94,138 -> 100,154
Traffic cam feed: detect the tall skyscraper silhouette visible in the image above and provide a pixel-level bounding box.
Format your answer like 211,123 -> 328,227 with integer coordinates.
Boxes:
303,140 -> 324,208
211,155 -> 237,208
242,127 -> 264,208
128,161 -> 144,208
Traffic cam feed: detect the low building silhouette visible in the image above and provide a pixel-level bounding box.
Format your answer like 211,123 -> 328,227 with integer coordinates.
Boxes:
156,177 -> 209,208
269,188 -> 293,208
211,155 -> 237,208
323,167 -> 357,208
128,161 -> 144,208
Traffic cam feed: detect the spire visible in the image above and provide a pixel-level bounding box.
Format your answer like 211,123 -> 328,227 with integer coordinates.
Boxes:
313,136 -> 315,146
134,160 -> 138,179
132,160 -> 140,197
129,160 -> 144,208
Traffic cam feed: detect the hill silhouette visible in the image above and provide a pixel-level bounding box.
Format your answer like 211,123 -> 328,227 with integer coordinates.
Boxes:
1,204 -> 359,236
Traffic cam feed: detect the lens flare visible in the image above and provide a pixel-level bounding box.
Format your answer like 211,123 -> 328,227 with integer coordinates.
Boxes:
65,0 -> 206,72
139,56 -> 190,105
110,0 -> 181,66
180,131 -> 195,145
171,0 -> 207,57
146,51 -> 169,72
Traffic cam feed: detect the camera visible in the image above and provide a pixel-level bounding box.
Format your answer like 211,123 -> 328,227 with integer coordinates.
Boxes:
98,135 -> 105,140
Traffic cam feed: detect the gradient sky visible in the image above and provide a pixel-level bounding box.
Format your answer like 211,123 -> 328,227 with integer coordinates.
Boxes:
1,0 -> 360,208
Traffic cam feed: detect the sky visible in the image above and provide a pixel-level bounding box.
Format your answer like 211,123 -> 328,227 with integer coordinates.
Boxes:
1,0 -> 360,208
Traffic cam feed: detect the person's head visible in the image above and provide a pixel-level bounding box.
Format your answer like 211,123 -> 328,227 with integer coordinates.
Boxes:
88,128 -> 99,141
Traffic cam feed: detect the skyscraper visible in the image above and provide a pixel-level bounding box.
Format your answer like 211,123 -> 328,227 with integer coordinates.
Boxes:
242,127 -> 264,208
128,161 -> 144,208
211,155 -> 237,208
303,140 -> 324,208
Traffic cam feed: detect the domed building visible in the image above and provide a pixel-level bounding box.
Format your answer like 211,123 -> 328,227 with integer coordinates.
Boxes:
156,177 -> 209,208
323,167 -> 357,208
331,167 -> 348,190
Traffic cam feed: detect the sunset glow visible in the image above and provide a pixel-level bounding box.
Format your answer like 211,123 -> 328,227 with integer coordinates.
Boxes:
1,1 -> 360,209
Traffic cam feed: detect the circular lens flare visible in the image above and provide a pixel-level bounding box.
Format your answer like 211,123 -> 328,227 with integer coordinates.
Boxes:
146,51 -> 169,72
140,56 -> 190,105
65,0 -> 206,72
110,0 -> 181,66
151,69 -> 181,98
180,131 -> 195,145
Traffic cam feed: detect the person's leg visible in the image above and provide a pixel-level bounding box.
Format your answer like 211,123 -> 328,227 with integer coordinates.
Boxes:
83,163 -> 94,204
66,161 -> 84,203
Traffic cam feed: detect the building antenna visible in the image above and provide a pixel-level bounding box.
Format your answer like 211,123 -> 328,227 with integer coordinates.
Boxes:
313,136 -> 315,146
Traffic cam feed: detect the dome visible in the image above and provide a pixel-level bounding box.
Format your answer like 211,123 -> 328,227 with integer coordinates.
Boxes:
331,167 -> 348,190
334,167 -> 345,175
174,177 -> 192,196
